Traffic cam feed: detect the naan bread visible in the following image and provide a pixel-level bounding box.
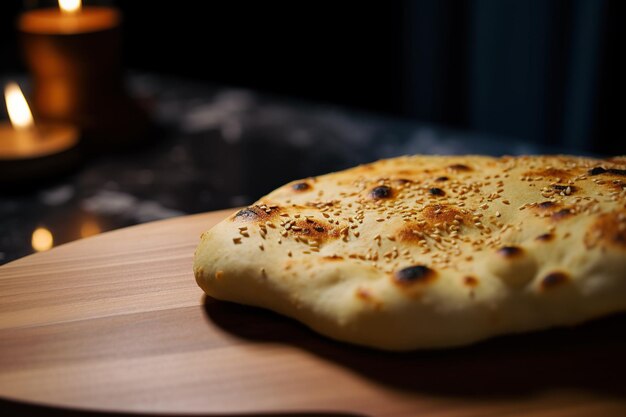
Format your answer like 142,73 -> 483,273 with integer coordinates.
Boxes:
194,155 -> 626,350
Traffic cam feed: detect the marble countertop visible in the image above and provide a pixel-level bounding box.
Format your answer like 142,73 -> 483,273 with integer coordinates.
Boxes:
0,73 -> 549,265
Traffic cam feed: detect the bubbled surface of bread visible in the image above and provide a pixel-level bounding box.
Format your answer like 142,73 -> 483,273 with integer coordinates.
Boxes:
194,155 -> 626,350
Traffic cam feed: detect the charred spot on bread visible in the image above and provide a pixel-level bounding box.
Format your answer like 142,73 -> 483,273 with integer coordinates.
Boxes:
552,208 -> 573,221
538,201 -> 557,209
234,205 -> 280,222
606,167 -> 625,176
491,246 -> 537,287
541,272 -> 569,289
291,182 -> 311,191
533,201 -> 573,220
463,276 -> 479,287
588,167 -> 607,176
497,246 -> 523,257
234,207 -> 259,220
429,187 -> 446,197
370,185 -> 393,199
394,265 -> 436,285
435,176 -> 449,182
535,233 -> 554,242
448,164 -> 471,172
322,255 -> 343,261
551,184 -> 577,193
290,218 -> 336,242
588,167 -> 626,176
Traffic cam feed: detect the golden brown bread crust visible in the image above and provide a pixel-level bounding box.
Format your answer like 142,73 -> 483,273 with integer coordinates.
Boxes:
194,155 -> 626,350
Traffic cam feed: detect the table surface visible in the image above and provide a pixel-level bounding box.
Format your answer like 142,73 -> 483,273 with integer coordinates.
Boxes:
0,73 -> 550,265
2,209 -> 625,416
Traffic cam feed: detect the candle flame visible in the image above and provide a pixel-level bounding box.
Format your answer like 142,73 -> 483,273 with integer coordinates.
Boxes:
32,227 -> 54,252
4,83 -> 34,131
59,0 -> 82,14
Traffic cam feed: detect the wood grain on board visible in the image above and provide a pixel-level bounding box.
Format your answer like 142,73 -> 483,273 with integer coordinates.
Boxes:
0,208 -> 625,416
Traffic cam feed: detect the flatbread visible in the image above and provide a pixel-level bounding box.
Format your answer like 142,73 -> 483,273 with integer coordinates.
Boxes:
193,155 -> 626,350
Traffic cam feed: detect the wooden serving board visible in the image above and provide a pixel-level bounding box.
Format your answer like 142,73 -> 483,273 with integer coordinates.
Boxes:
1,209 -> 626,416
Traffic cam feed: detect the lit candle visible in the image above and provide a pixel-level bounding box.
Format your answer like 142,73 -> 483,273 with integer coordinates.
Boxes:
19,0 -> 120,35
18,0 -> 148,149
0,82 -> 79,184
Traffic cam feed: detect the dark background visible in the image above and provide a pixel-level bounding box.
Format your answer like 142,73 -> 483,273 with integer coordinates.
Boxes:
1,0 -> 625,155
